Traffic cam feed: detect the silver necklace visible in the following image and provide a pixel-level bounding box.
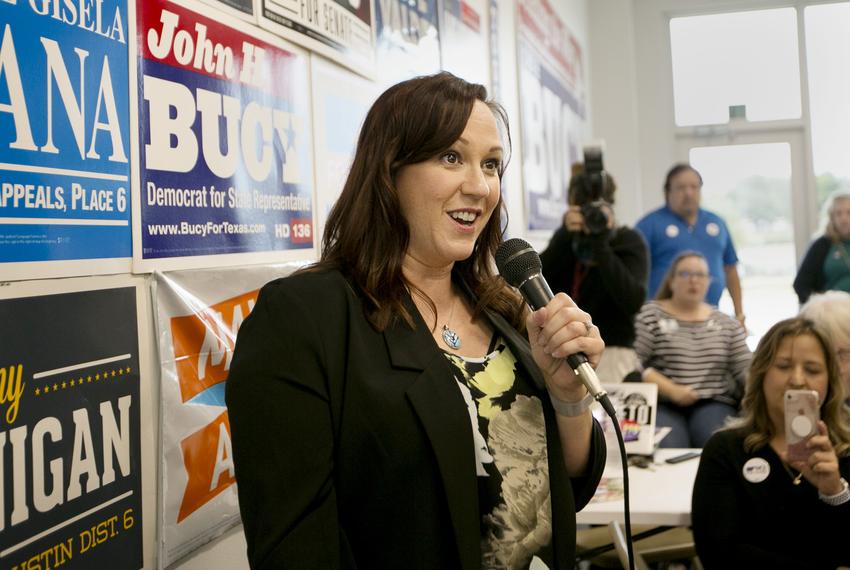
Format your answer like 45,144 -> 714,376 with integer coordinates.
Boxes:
441,296 -> 462,350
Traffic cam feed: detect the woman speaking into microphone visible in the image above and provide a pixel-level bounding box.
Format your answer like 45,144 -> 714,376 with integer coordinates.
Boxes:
225,72 -> 606,570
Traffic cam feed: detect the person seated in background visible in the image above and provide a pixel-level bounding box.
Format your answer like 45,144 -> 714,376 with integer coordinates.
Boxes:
634,251 -> 751,448
794,190 -> 850,304
692,318 -> 850,570
636,163 -> 745,327
800,290 -> 850,411
540,163 -> 648,384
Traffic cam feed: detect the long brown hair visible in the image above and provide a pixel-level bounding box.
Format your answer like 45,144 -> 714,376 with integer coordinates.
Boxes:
729,318 -> 850,456
654,251 -> 707,300
314,72 -> 523,331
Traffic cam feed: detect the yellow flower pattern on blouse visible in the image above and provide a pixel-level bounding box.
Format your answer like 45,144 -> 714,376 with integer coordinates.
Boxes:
445,345 -> 518,420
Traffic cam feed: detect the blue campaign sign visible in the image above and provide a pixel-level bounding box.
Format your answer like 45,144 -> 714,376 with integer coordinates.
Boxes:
517,0 -> 586,232
136,0 -> 314,269
0,0 -> 131,269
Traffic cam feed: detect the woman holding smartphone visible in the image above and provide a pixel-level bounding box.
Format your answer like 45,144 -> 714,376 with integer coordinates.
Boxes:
692,318 -> 850,569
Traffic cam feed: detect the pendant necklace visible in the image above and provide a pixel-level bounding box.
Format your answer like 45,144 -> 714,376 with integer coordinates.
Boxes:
441,296 -> 462,350
782,462 -> 803,486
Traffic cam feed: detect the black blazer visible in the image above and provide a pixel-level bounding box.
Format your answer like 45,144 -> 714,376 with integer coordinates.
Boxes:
225,269 -> 605,569
793,235 -> 831,304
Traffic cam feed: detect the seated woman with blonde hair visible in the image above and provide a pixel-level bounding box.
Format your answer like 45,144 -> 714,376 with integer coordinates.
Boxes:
692,317 -> 850,569
634,251 -> 751,447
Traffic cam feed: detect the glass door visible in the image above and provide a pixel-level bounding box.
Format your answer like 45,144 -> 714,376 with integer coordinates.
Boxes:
676,130 -> 809,347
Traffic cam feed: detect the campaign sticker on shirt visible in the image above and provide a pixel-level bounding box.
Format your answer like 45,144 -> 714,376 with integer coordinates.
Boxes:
658,318 -> 679,334
743,457 -> 770,483
666,224 -> 679,238
706,222 -> 720,237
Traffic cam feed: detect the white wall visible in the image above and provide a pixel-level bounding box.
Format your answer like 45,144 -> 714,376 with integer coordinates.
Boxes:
587,0 -> 643,225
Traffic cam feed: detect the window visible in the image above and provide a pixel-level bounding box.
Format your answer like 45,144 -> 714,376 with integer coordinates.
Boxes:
690,143 -> 798,345
805,3 -> 850,211
670,8 -> 801,126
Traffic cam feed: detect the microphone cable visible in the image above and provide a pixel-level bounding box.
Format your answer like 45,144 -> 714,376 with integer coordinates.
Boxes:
495,238 -> 635,570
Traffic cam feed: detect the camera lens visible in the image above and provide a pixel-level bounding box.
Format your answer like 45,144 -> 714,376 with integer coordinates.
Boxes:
581,202 -> 610,234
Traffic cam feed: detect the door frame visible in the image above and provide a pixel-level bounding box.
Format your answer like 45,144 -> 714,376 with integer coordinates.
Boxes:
675,123 -> 812,261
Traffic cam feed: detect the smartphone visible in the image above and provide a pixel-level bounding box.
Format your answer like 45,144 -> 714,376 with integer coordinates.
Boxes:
665,451 -> 701,464
785,389 -> 820,463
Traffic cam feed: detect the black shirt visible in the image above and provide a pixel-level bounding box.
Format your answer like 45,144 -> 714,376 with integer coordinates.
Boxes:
540,225 -> 648,348
692,429 -> 850,570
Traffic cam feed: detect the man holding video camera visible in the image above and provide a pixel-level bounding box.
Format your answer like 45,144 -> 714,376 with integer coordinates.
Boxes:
540,149 -> 649,383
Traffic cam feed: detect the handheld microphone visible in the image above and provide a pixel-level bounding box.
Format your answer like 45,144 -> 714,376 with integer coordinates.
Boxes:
495,238 -> 615,417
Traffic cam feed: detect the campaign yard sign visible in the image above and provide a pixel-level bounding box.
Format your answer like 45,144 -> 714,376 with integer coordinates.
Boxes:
152,263 -> 303,566
440,0 -> 489,88
134,0 -> 315,272
0,0 -> 132,280
517,0 -> 587,232
0,285 -> 142,569
257,0 -> 375,79
310,55 -> 377,251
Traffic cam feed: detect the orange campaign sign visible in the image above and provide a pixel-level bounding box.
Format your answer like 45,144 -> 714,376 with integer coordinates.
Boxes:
153,262 -> 304,566
170,290 -> 257,404
168,289 -> 254,522
177,411 -> 236,522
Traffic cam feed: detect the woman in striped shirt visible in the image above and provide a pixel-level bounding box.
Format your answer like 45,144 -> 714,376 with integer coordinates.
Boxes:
635,251 -> 751,447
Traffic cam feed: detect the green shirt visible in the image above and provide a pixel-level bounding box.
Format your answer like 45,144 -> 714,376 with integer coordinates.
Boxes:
823,241 -> 850,294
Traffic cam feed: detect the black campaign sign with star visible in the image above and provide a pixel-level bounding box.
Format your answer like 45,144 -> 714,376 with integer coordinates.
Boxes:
0,286 -> 142,569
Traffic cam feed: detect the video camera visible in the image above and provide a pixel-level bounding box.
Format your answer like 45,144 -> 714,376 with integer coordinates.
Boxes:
573,145 -> 611,235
